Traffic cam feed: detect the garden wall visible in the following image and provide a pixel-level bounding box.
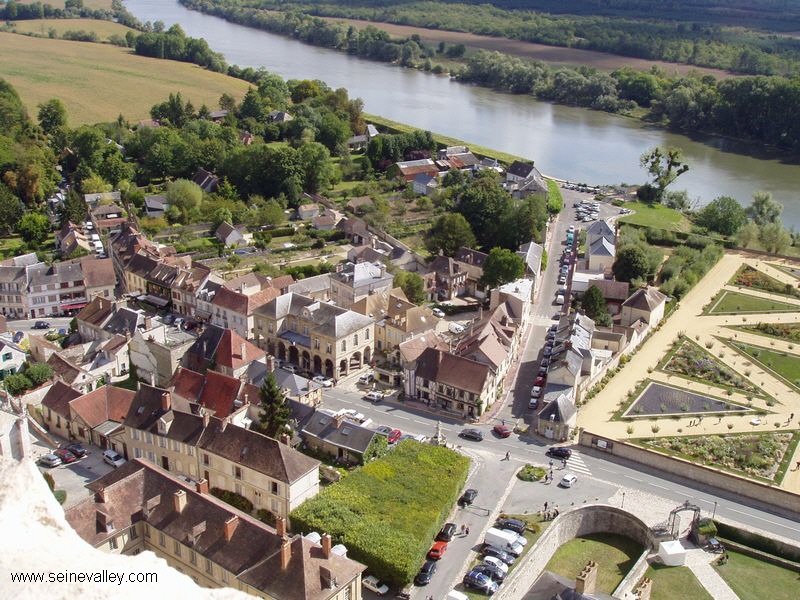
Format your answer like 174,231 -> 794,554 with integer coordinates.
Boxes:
715,520 -> 800,565
580,431 -> 800,517
495,504 -> 656,600
612,549 -> 651,598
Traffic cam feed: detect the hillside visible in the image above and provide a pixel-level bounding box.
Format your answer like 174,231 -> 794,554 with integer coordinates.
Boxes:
8,18 -> 136,41
0,33 -> 250,124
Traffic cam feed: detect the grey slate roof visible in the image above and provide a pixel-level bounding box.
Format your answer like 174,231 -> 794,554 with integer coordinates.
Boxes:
301,414 -> 377,455
517,241 -> 543,274
188,324 -> 226,363
258,293 -> 373,338
538,393 -> 577,423
588,236 -> 615,257
103,307 -> 142,336
507,160 -> 536,179
586,220 -> 615,240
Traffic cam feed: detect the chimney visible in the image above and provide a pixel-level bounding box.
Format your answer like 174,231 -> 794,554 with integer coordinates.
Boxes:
161,391 -> 171,411
266,355 -> 276,373
240,341 -> 247,360
319,566 -> 336,589
276,516 -> 287,538
173,489 -> 187,514
144,316 -> 152,329
280,433 -> 291,446
95,487 -> 107,503
322,533 -> 332,559
575,561 -> 598,596
202,409 -> 210,428
195,478 -> 209,494
280,536 -> 292,570
223,515 -> 238,542
96,510 -> 113,533
149,372 -> 155,387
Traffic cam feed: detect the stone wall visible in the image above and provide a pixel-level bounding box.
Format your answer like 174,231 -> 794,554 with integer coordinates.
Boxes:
495,504 -> 656,600
580,431 -> 800,517
613,549 -> 651,598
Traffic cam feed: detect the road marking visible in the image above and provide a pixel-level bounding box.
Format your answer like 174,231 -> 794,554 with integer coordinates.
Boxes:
413,419 -> 429,425
624,475 -> 643,482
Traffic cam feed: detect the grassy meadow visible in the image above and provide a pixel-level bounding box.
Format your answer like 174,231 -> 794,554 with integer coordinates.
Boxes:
8,18 -> 136,41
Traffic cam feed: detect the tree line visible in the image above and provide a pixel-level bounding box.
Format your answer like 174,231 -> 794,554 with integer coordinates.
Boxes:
202,0 -> 800,76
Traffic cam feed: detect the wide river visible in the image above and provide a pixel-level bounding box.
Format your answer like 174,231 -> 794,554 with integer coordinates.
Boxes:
125,0 -> 800,226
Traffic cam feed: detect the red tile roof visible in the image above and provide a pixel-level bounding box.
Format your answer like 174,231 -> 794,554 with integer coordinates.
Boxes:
215,329 -> 266,370
69,385 -> 136,428
199,370 -> 242,418
169,367 -> 206,401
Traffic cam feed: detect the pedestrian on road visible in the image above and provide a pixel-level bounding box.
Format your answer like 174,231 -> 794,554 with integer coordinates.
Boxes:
790,412 -> 795,421
795,460 -> 800,471
466,526 -> 470,535
544,501 -> 549,511
504,451 -> 510,461
549,460 -> 553,468
461,524 -> 466,535
562,458 -> 567,468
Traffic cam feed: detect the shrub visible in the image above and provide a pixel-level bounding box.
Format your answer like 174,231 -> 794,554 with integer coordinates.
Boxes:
256,509 -> 276,526
210,487 -> 253,513
697,518 -> 717,537
42,471 -> 55,492
517,464 -> 546,482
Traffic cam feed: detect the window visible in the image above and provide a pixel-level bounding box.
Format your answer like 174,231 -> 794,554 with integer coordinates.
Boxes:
343,587 -> 352,600
234,483 -> 243,496
270,481 -> 279,495
159,436 -> 166,448
174,540 -> 181,557
147,451 -> 155,462
134,448 -> 142,459
131,429 -> 139,441
326,343 -> 332,354
202,454 -> 209,466
354,334 -> 358,346
221,570 -> 228,584
145,432 -> 153,444
159,532 -> 165,547
268,323 -> 273,333
109,536 -> 118,550
187,446 -> 194,456
365,329 -> 370,340
172,440 -> 181,452
233,466 -> 242,480
2,353 -> 11,361
205,559 -> 213,575
130,525 -> 138,540
144,524 -> 150,538
314,338 -> 320,350
189,550 -> 196,565
341,340 -> 346,352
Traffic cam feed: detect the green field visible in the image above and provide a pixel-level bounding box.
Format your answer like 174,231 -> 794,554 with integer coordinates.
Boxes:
289,441 -> 470,587
0,33 -> 249,124
545,533 -> 643,594
16,0 -> 113,8
645,564 -> 713,600
707,290 -> 800,314
618,201 -> 691,232
713,551 -> 800,600
8,18 -> 136,41
733,342 -> 800,390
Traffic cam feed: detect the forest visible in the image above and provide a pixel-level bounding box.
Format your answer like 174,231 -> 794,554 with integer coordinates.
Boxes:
193,0 -> 800,76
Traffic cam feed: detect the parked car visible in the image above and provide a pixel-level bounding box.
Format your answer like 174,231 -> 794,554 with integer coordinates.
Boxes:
364,390 -> 383,402
459,428 -> 483,442
437,522 -> 457,542
415,560 -> 437,586
482,556 -> 509,574
495,519 -> 526,535
38,453 -> 62,468
182,321 -> 198,331
534,376 -> 546,387
493,424 -> 511,438
449,322 -> 465,335
473,563 -> 505,583
463,570 -> 498,594
432,308 -> 446,318
358,371 -> 375,384
549,324 -> 558,333
103,449 -> 126,468
560,473 -> 578,488
33,321 -> 50,329
340,409 -> 366,423
374,425 -> 393,436
66,443 -> 87,458
531,386 -> 542,399
12,331 -> 24,343
162,314 -> 175,325
53,449 -> 77,464
458,488 -> 478,506
427,541 -> 448,560
482,545 -> 514,565
281,364 -> 298,374
547,446 -> 572,459
528,398 -> 538,410
362,575 -> 389,595
387,429 -> 402,444
543,346 -> 553,357
312,375 -> 334,388
537,366 -> 547,377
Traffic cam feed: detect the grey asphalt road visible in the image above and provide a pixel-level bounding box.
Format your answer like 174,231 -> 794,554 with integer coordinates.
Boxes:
6,316 -> 74,334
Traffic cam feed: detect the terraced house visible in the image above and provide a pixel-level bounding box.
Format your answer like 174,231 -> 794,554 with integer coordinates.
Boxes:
253,293 -> 375,380
65,460 -> 364,599
120,384 -> 320,520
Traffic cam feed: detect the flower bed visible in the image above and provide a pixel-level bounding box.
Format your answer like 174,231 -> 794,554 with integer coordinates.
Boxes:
662,339 -> 759,394
642,432 -> 794,480
730,265 -> 800,298
745,322 -> 800,344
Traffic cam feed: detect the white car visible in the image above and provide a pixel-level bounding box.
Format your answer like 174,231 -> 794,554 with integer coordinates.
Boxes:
358,371 -> 375,384
567,225 -> 575,233
103,449 -> 126,468
559,473 -> 578,488
482,556 -> 509,574
364,391 -> 383,402
312,376 -> 334,388
340,409 -> 366,423
449,322 -> 465,334
432,308 -> 445,318
531,386 -> 542,399
362,575 -> 390,595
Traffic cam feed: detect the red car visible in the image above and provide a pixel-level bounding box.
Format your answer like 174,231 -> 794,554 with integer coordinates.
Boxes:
534,376 -> 546,387
388,429 -> 402,444
53,448 -> 77,464
428,541 -> 448,560
493,424 -> 511,438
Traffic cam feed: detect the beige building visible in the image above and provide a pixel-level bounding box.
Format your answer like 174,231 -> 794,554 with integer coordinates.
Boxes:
620,286 -> 668,329
65,460 -> 364,600
254,293 -> 375,380
121,384 -> 320,520
329,261 -> 393,309
129,317 -> 197,386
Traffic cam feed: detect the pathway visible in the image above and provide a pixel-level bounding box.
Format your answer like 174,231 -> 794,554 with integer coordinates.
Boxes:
577,253 -> 800,492
684,549 -> 740,600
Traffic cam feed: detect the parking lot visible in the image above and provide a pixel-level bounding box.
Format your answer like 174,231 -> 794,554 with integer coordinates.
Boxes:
32,434 -> 114,508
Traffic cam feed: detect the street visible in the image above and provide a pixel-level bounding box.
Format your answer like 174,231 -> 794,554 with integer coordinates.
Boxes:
5,316 -> 74,335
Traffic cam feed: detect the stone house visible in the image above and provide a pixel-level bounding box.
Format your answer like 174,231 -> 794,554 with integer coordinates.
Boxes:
301,411 -> 379,465
329,261 -> 393,310
214,221 -> 245,248
620,286 -> 669,329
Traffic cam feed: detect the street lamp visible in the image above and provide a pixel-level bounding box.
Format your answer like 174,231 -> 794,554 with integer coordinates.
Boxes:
712,501 -> 718,520
621,492 -> 625,509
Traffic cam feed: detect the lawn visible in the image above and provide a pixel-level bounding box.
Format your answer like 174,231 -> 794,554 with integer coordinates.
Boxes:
545,533 -> 643,594
0,33 -> 249,124
618,201 -> 690,232
732,342 -> 800,391
289,441 -> 470,587
0,236 -> 25,259
644,564 -> 713,600
713,550 -> 800,600
706,290 -> 800,314
8,18 -> 135,41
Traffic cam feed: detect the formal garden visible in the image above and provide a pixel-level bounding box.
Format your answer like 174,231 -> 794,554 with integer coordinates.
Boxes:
732,342 -> 800,392
741,322 -> 800,344
289,440 -> 470,587
660,336 -> 761,396
622,382 -> 750,419
639,432 -> 798,482
729,265 -> 800,299
706,290 -> 800,314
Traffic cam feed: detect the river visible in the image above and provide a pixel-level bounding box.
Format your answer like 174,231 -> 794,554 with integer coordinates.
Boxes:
124,0 -> 800,227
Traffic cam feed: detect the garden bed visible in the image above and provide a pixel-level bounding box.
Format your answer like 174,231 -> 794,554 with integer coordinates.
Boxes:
623,382 -> 750,419
729,265 -> 800,299
706,290 -> 800,314
739,322 -> 800,344
640,432 -> 795,481
731,342 -> 800,392
660,337 -> 760,395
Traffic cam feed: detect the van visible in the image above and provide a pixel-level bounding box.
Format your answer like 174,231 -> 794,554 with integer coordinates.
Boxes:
449,322 -> 465,335
556,293 -> 565,305
484,527 -> 524,556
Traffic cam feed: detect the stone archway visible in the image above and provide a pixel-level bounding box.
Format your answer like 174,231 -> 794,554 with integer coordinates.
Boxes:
349,351 -> 362,371
288,346 -> 299,366
339,359 -> 348,377
277,342 -> 286,361
364,346 -> 372,366
301,350 -> 311,371
313,355 -> 322,375
325,359 -> 334,378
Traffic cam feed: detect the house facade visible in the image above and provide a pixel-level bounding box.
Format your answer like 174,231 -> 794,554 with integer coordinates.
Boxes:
329,261 -> 394,310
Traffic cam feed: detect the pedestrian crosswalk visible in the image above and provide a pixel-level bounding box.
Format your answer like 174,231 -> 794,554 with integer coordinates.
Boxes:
564,452 -> 592,476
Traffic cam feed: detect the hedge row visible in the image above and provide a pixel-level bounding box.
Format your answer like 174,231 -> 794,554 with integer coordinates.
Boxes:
715,521 -> 800,563
210,487 -> 254,513
289,441 -> 470,586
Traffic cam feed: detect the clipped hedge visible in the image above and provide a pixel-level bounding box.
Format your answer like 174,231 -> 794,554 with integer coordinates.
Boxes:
210,487 -> 254,513
716,521 -> 800,562
290,441 -> 470,587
